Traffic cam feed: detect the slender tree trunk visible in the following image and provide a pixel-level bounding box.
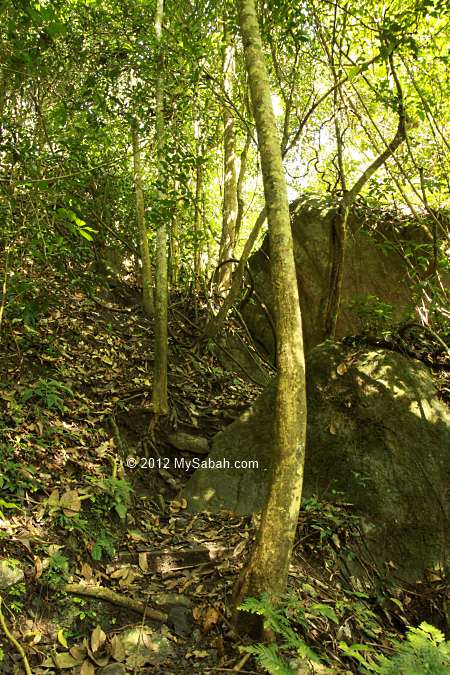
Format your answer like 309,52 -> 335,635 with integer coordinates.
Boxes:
170,181 -> 180,286
235,130 -> 252,240
233,0 -> 307,633
202,131 -> 253,340
323,51 -> 407,339
194,151 -> 203,287
151,0 -> 168,414
203,206 -> 265,340
131,122 -> 154,316
216,28 -> 238,292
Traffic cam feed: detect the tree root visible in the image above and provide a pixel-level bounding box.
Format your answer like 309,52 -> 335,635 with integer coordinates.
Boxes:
0,595 -> 33,675
62,583 -> 168,622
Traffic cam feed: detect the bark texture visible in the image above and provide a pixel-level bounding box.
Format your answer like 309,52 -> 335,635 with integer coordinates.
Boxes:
234,0 -> 307,625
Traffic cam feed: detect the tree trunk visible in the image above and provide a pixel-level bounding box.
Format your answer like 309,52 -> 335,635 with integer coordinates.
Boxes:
323,51 -> 407,339
151,0 -> 168,414
170,181 -> 180,286
131,122 -> 154,316
216,28 -> 238,293
193,150 -> 203,287
233,0 -> 307,634
202,206 -> 266,340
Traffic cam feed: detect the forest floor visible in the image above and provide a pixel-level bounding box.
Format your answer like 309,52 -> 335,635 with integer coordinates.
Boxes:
0,265 -> 448,674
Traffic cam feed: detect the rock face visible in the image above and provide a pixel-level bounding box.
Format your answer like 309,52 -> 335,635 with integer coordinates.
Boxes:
182,345 -> 450,581
242,195 -> 421,356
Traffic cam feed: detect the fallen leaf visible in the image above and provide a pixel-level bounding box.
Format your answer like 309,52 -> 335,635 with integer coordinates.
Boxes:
110,635 -> 126,662
70,644 -> 87,660
58,628 -> 69,648
60,489 -> 81,516
48,489 -> 60,506
202,607 -> 220,633
336,362 -> 348,375
138,552 -> 148,573
192,607 -> 202,621
34,556 -> 43,580
185,649 -> 209,659
81,562 -> 93,581
91,625 -> 107,654
80,660 -> 96,675
54,652 -> 83,668
232,540 -> 247,558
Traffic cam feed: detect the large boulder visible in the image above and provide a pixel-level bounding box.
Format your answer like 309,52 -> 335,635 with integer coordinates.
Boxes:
182,345 -> 450,581
242,195 -> 430,356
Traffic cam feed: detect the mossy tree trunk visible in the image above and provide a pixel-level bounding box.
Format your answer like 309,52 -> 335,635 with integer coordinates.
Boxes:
233,0 -> 307,632
151,0 -> 168,414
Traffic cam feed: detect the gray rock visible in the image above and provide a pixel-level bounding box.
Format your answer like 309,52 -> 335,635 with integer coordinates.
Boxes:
242,195 -> 441,355
167,432 -> 209,455
0,560 -> 24,589
182,344 -> 450,581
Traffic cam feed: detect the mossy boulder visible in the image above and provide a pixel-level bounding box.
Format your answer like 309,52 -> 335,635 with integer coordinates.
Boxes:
182,344 -> 450,581
242,195 -> 435,356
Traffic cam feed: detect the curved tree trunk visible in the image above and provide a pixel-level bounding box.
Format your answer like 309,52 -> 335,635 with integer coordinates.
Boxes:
233,0 -> 307,633
203,206 -> 265,340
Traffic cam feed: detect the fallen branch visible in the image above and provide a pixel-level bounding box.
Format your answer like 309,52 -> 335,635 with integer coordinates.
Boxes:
62,583 -> 168,623
88,294 -> 133,312
0,596 -> 33,675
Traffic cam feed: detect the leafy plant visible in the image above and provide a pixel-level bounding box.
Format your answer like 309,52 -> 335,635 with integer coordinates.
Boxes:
239,593 -> 446,674
2,274 -> 50,328
42,550 -> 70,587
55,512 -> 89,535
22,378 -> 74,413
374,622 -> 450,674
86,476 -> 133,520
70,597 -> 98,625
0,443 -> 41,503
345,294 -> 396,336
56,206 -> 97,242
91,532 -> 115,561
239,593 -> 323,674
6,581 -> 26,614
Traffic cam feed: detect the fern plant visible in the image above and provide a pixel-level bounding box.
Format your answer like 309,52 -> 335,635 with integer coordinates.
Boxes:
375,622 -> 450,674
240,593 -> 450,675
239,594 -> 323,674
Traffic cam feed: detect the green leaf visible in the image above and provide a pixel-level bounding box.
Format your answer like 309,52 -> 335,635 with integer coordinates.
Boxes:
114,502 -> 127,519
79,229 -> 93,241
46,21 -> 67,37
310,603 -> 339,624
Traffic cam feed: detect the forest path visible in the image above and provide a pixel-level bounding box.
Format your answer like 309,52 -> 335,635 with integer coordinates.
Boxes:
0,270 -> 446,673
0,270 -> 263,673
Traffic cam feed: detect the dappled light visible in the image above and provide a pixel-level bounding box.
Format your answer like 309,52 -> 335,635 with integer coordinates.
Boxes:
0,0 -> 448,673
